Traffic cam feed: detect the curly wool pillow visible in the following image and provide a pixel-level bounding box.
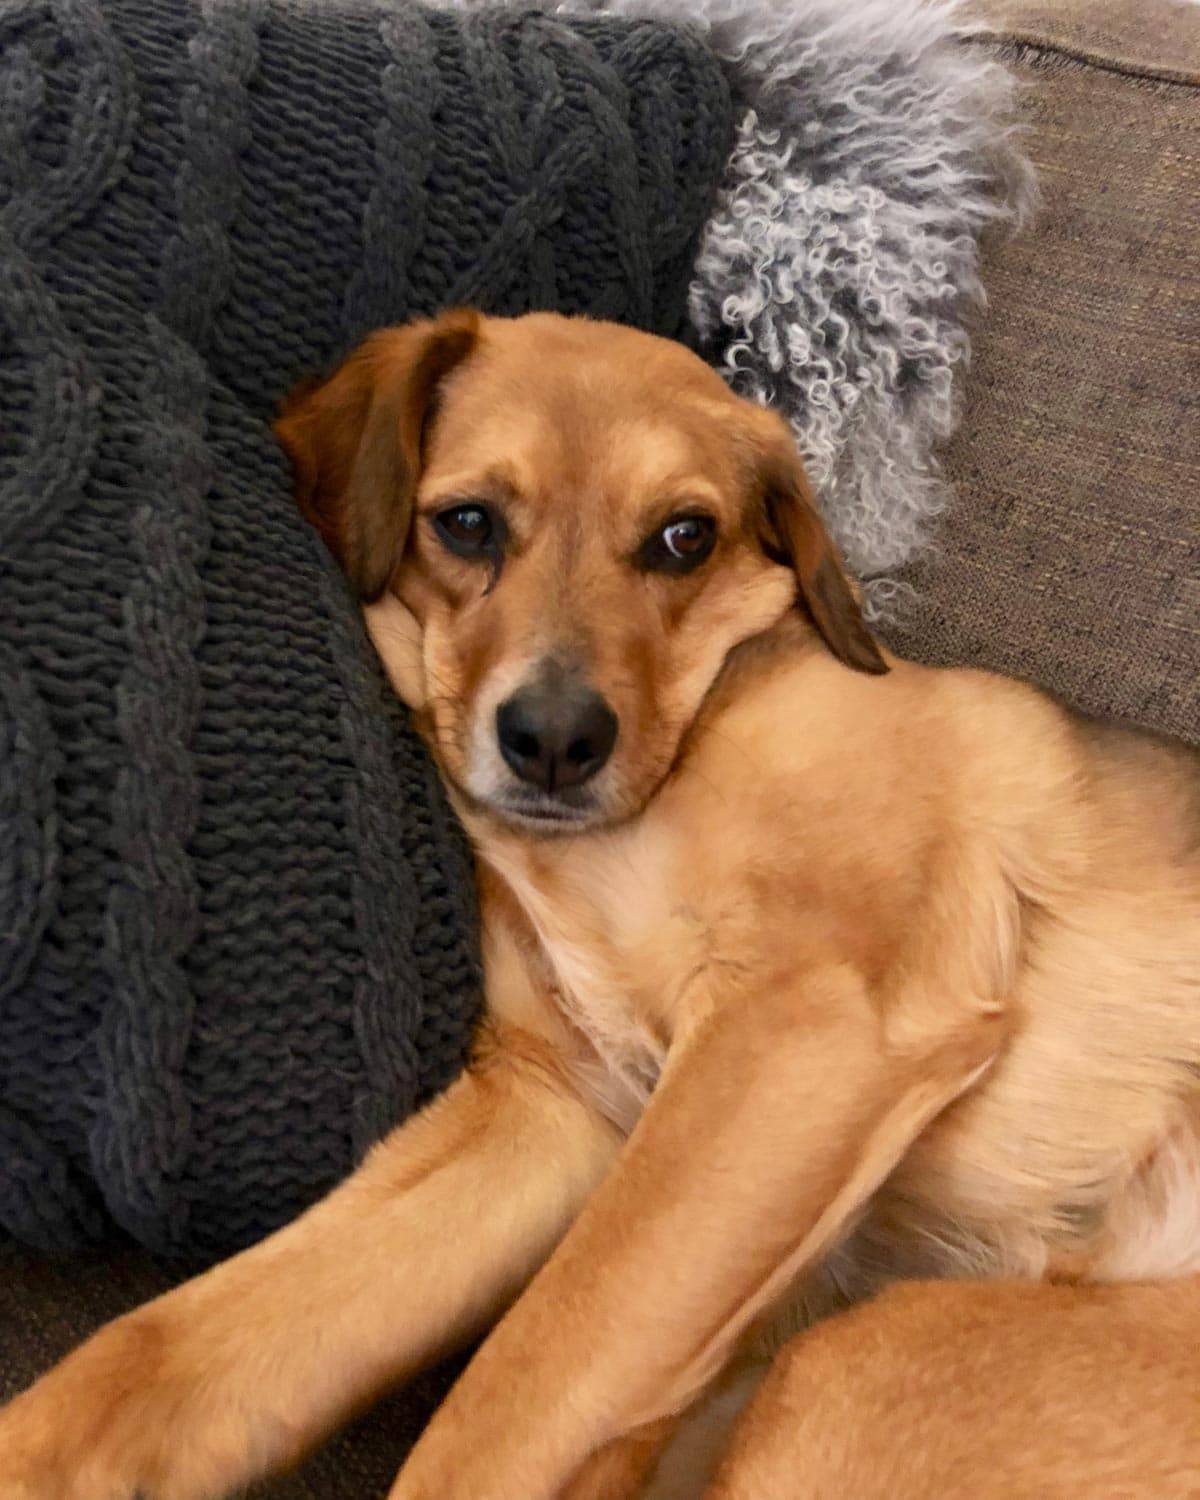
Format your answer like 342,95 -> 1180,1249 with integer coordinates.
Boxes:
0,0 -> 731,1255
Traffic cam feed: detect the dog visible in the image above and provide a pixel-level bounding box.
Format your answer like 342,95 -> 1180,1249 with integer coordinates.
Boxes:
2,309 -> 1199,1500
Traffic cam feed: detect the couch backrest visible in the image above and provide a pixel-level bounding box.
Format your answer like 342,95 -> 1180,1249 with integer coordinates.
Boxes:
897,0 -> 1199,747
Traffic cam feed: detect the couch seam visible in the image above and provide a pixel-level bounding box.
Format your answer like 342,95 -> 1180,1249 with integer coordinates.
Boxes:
966,28 -> 1200,90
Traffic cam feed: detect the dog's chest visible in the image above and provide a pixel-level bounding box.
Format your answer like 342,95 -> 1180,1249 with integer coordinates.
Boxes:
491,829 -> 1200,1311
486,831 -> 714,1131
537,922 -> 668,1133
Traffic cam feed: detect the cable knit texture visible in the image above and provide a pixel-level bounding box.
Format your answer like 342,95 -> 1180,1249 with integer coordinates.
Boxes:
0,0 -> 731,1256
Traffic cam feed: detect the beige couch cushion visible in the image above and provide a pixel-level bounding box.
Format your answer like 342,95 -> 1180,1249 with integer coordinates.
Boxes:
895,0 -> 1199,745
982,0 -> 1200,82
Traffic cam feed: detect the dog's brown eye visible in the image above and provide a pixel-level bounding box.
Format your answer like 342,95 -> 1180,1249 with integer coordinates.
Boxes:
663,517 -> 713,558
434,503 -> 500,560
636,513 -> 717,575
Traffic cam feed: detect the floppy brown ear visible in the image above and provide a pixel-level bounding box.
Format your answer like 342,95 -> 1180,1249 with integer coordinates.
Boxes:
755,422 -> 888,676
273,308 -> 480,600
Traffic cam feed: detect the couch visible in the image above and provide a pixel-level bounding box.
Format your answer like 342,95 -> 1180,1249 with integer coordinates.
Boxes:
2,1 -> 1197,1494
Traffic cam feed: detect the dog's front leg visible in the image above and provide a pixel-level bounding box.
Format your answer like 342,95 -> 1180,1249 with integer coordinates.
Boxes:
0,1021 -> 618,1500
388,968 -> 1008,1500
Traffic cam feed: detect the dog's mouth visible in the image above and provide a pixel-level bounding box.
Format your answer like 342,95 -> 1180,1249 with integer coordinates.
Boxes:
488,788 -> 606,835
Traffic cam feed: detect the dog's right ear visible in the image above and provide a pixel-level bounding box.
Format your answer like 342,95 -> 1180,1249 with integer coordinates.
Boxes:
273,309 -> 481,600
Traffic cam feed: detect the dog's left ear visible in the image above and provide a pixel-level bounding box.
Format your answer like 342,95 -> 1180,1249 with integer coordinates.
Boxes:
754,419 -> 888,676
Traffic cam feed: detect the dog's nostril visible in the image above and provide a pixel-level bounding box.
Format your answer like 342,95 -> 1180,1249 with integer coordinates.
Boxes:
511,729 -> 541,761
566,736 -> 596,766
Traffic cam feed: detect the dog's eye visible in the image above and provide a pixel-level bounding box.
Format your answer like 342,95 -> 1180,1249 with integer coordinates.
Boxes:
663,517 -> 714,559
434,503 -> 499,559
637,513 -> 717,574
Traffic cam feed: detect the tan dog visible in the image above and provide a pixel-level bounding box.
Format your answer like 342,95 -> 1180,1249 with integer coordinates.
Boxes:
2,310 -> 1199,1500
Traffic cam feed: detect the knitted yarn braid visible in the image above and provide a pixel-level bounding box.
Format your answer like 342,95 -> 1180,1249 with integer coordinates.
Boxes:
0,0 -> 731,1256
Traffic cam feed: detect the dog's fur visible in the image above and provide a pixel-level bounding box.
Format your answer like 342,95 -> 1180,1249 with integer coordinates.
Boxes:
3,311 -> 1199,1500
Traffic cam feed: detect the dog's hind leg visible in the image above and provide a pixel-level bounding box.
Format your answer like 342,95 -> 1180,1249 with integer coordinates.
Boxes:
704,1276 -> 1200,1500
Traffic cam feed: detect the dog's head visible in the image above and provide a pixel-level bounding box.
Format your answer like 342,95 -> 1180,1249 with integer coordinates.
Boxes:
275,310 -> 885,833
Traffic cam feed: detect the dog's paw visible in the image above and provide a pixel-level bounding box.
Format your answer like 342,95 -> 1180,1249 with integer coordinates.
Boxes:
0,1318 -> 156,1498
0,1311 -> 236,1500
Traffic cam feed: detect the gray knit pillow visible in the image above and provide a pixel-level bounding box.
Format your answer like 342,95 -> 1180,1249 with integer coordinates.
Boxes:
0,0 -> 731,1255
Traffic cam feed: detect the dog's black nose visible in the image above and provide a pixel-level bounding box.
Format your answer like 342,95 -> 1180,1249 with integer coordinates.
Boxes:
496,682 -> 618,793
